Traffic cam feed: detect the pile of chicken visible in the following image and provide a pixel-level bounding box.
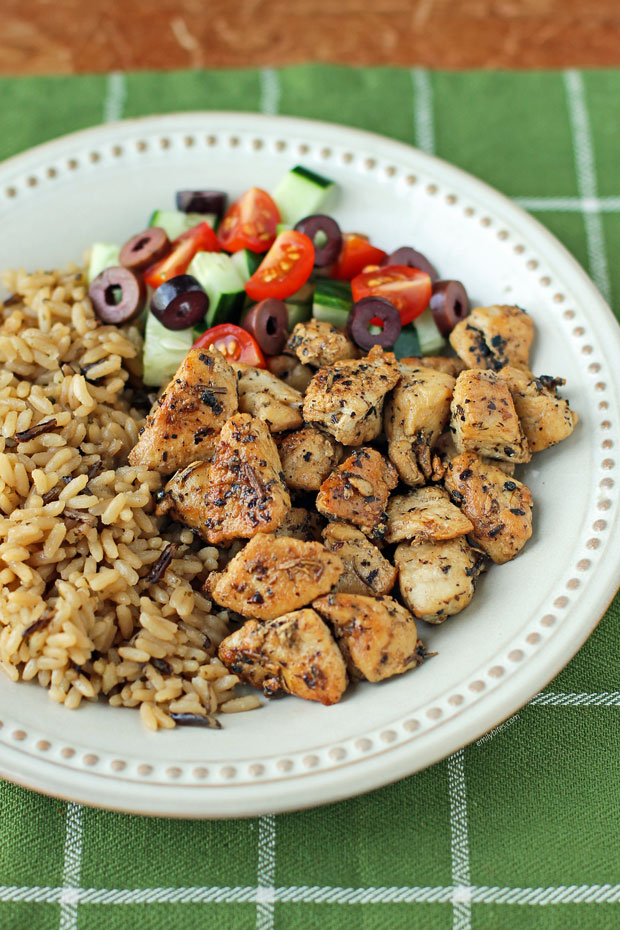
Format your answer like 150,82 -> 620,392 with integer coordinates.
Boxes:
128,304 -> 577,706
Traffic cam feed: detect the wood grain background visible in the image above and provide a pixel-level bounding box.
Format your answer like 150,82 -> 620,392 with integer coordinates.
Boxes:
3,0 -> 620,73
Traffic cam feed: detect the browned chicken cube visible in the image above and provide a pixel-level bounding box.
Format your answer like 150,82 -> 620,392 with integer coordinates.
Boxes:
401,356 -> 466,377
266,354 -> 314,393
449,304 -> 534,371
495,366 -> 578,452
450,369 -> 531,463
303,346 -> 401,445
218,609 -> 348,705
275,507 -> 324,541
394,536 -> 485,623
384,365 -> 456,485
285,318 -> 357,368
313,593 -> 424,682
316,447 -> 398,539
385,486 -> 473,544
129,348 -> 238,474
444,451 -> 533,563
322,523 -> 397,596
158,413 -> 290,544
206,533 -> 343,619
234,363 -> 303,432
276,427 -> 342,491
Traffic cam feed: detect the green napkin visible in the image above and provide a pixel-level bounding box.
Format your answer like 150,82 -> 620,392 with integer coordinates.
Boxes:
0,66 -> 619,930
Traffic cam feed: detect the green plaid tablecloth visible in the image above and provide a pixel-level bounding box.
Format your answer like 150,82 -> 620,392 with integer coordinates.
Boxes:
0,66 -> 619,930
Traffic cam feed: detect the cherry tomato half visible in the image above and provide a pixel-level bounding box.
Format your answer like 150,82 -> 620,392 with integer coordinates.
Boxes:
331,234 -> 387,280
217,187 -> 280,254
192,323 -> 266,368
351,264 -> 432,326
144,222 -> 220,289
245,230 -> 315,301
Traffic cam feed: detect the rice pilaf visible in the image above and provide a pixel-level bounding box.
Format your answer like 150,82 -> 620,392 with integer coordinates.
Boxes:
0,265 -> 258,729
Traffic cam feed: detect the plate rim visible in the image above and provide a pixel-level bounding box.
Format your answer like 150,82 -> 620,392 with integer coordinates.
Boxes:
0,111 -> 618,817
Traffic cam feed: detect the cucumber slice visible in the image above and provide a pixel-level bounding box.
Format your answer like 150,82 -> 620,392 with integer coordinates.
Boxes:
142,313 -> 203,386
87,243 -> 120,283
312,278 -> 352,327
231,248 -> 263,283
284,281 -> 314,330
393,324 -> 421,359
414,306 -> 446,356
188,251 -> 246,327
149,210 -> 217,240
272,165 -> 335,226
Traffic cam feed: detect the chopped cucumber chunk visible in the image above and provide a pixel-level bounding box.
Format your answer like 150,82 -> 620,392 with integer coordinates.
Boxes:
312,278 -> 352,326
284,281 -> 314,330
87,243 -> 120,283
142,313 -> 203,386
149,210 -> 217,240
272,165 -> 335,226
414,306 -> 446,355
393,324 -> 421,359
188,251 -> 246,328
231,248 -> 263,283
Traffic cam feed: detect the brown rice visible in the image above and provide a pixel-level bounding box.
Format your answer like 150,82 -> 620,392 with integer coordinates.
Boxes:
0,264 -> 260,729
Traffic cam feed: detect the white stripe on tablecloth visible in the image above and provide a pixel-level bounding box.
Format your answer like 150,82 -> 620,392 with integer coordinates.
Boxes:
58,803 -> 83,930
448,750 -> 472,929
530,691 -> 620,707
256,814 -> 276,929
563,69 -> 611,303
411,68 -> 435,154
103,72 -> 127,124
260,69 -> 281,117
3,882 -> 620,906
515,196 -> 620,213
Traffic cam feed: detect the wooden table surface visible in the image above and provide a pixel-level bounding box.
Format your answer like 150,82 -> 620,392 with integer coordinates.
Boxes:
4,0 -> 620,73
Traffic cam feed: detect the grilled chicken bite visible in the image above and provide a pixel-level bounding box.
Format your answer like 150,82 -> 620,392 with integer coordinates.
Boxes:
445,451 -> 533,563
495,366 -> 578,452
206,534 -> 343,619
322,523 -> 397,596
277,427 -> 342,491
401,356 -> 466,378
313,593 -> 424,682
395,536 -> 484,623
316,447 -> 398,539
234,363 -> 303,432
434,430 -> 516,477
303,346 -> 401,445
449,304 -> 534,371
450,369 -> 530,464
285,318 -> 357,368
218,609 -> 348,705
129,348 -> 238,474
157,413 -> 289,544
275,507 -> 324,541
266,354 -> 314,393
384,365 -> 456,486
385,486 -> 473,544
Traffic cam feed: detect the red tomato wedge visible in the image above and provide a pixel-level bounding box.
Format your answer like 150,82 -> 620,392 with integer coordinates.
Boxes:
245,230 -> 315,301
217,187 -> 280,254
192,324 -> 266,368
331,234 -> 387,280
351,265 -> 432,325
144,222 -> 220,289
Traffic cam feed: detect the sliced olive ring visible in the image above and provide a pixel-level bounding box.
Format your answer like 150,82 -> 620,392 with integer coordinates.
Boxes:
175,190 -> 227,220
429,280 -> 470,335
119,227 -> 170,272
381,246 -> 438,283
242,299 -> 289,355
294,214 -> 343,267
150,275 -> 209,331
347,296 -> 402,351
88,266 -> 146,324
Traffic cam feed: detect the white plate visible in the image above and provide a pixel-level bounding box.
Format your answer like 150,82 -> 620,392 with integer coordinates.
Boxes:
0,113 -> 618,818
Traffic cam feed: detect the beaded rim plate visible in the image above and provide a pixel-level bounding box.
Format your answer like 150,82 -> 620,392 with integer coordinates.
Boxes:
0,113 -> 617,818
